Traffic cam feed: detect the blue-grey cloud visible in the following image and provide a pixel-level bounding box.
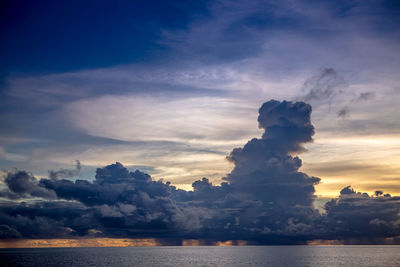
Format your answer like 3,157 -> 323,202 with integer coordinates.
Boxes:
321,186 -> 400,243
337,107 -> 350,118
301,68 -> 346,103
48,160 -> 81,179
1,170 -> 56,200
1,100 -> 398,244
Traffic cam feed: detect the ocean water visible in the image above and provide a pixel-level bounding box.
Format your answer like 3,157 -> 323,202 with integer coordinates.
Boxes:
1,246 -> 400,266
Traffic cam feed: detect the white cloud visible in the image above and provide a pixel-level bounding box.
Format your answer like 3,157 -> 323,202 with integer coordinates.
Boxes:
65,95 -> 262,144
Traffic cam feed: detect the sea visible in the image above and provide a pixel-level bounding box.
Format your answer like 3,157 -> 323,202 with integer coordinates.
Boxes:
1,246 -> 400,266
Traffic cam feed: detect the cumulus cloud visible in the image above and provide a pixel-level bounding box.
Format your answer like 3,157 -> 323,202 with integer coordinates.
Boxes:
0,171 -> 56,199
322,186 -> 400,243
0,100 -> 399,244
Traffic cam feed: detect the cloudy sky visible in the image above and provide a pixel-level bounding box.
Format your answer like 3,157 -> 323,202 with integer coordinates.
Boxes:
0,0 -> 400,245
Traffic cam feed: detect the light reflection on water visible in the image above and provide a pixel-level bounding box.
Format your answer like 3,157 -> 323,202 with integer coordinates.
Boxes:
1,245 -> 400,266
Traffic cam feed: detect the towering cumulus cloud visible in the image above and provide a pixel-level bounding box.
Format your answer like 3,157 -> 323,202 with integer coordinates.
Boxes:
0,100 -> 399,244
219,100 -> 321,243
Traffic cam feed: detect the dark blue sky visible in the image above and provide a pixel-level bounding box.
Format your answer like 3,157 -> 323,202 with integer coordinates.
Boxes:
0,0 -> 210,76
2,0 -> 398,77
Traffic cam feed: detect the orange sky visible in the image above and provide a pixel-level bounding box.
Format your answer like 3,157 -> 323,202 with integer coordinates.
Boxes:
0,238 -> 249,248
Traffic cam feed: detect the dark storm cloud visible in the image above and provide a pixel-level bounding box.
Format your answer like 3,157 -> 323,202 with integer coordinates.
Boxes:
0,100 -> 399,244
0,201 -> 90,239
321,186 -> 400,243
225,101 -> 318,210
257,100 -> 315,151
0,170 -> 56,199
0,224 -> 21,238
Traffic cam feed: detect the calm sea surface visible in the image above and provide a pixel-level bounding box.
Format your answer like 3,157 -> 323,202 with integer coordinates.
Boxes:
1,246 -> 400,266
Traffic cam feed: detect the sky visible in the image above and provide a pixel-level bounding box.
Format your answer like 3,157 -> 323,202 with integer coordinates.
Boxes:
1,0 -> 400,246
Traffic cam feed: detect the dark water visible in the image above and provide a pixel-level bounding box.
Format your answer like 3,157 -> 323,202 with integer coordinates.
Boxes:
1,246 -> 400,266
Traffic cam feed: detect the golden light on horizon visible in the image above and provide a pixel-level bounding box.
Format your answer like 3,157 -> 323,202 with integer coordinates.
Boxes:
302,135 -> 400,197
215,240 -> 247,246
0,238 -> 249,248
0,238 -> 160,249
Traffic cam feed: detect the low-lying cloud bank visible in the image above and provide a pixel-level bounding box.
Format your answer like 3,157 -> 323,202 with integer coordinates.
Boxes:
1,100 -> 399,244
